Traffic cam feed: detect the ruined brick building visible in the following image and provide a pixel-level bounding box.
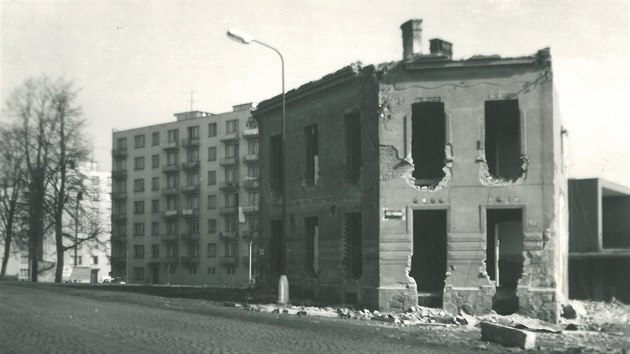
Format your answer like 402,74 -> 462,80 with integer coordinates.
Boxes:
254,19 -> 568,322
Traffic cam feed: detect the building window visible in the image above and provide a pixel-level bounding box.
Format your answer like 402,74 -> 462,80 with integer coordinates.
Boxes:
134,156 -> 145,170
248,192 -> 258,206
151,177 -> 160,191
225,167 -> 238,183
484,100 -> 522,180
166,243 -> 178,257
187,149 -> 199,163
208,123 -> 217,137
226,119 -> 238,134
117,137 -> 127,150
72,255 -> 83,265
168,265 -> 176,274
166,221 -> 178,235
226,266 -> 236,275
208,147 -> 217,161
225,143 -> 239,159
344,112 -> 361,184
248,140 -> 259,155
270,134 -> 283,192
225,193 -> 238,208
134,135 -> 145,149
411,102 -> 446,185
151,244 -> 160,258
188,243 -> 199,257
207,171 -> 216,185
152,154 -> 160,168
304,124 -> 319,186
167,151 -> 178,166
167,129 -> 178,143
151,199 -> 160,213
225,216 -> 237,233
186,172 -> 199,186
166,196 -> 178,211
185,196 -> 199,210
246,215 -> 259,232
248,166 -> 259,179
133,201 -> 144,214
114,159 -> 126,172
114,200 -> 126,214
166,175 -> 178,189
133,267 -> 144,281
188,265 -> 197,274
188,126 -> 199,140
305,216 -> 320,277
186,219 -> 199,234
208,219 -> 217,233
133,223 -> 145,237
207,243 -> 217,257
114,180 -> 126,193
343,212 -> 362,280
133,179 -> 144,192
152,132 -> 160,146
208,267 -> 216,275
224,243 -> 236,257
133,245 -> 145,258
207,195 -> 217,209
151,222 -> 159,236
92,256 -> 99,265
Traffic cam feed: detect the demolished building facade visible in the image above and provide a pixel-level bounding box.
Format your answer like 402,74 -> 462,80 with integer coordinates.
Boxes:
254,19 -> 569,322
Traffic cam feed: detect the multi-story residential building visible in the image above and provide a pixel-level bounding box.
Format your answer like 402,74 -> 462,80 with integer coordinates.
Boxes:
111,103 -> 259,286
254,19 -> 568,322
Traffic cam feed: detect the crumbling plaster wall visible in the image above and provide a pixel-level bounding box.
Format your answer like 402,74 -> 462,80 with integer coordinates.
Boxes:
256,66 -> 383,307
375,59 -> 568,322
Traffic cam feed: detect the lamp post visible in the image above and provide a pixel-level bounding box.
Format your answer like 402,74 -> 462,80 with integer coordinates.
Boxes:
227,29 -> 288,303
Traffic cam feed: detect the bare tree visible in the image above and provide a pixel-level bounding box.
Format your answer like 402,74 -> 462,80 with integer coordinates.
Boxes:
0,127 -> 27,277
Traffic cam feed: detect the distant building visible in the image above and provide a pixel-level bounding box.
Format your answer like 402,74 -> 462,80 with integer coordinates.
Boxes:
568,178 -> 630,303
111,104 -> 259,286
254,19 -> 568,322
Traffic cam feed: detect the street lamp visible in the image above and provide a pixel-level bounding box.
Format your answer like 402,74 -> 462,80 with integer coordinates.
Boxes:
226,28 -> 288,303
74,191 -> 83,267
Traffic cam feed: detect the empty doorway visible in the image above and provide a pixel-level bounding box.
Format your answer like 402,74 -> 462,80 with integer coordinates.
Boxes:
486,209 -> 524,315
411,210 -> 447,307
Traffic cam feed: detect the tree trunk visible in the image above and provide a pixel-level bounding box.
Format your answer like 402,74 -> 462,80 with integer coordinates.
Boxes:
29,168 -> 45,283
1,228 -> 11,277
54,237 -> 64,283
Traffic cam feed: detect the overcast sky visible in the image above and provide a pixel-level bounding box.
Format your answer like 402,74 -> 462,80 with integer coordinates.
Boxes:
1,1 -> 628,186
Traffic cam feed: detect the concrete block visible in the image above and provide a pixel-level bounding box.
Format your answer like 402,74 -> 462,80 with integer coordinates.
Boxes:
480,321 -> 536,350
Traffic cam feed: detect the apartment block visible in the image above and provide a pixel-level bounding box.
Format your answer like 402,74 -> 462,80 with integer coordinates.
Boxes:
254,20 -> 568,322
111,103 -> 260,286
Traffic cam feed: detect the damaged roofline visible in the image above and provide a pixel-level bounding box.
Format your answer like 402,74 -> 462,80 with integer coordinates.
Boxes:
254,63 -> 374,117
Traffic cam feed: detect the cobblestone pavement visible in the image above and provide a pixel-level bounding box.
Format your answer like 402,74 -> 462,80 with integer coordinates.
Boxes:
0,283 -> 498,354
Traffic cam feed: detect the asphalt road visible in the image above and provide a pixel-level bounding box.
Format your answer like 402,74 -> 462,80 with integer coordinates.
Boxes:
0,282 -> 496,354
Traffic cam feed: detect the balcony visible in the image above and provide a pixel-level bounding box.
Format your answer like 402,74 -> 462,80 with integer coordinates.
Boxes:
160,256 -> 178,264
161,187 -> 179,196
163,210 -> 178,219
180,233 -> 200,242
110,254 -> 127,263
181,137 -> 200,148
242,205 -> 259,214
243,128 -> 258,139
243,154 -> 259,164
181,209 -> 200,218
179,255 -> 200,264
111,191 -> 127,200
241,255 -> 258,265
181,185 -> 200,194
241,231 -> 259,241
220,131 -> 239,142
111,212 -> 128,221
219,181 -> 240,191
161,141 -> 179,151
219,256 -> 238,265
219,157 -> 239,166
181,161 -> 200,171
242,179 -> 259,190
160,233 -> 178,242
111,234 -> 128,244
219,231 -> 239,241
112,170 -> 128,179
162,164 -> 179,174
111,148 -> 128,159
218,206 -> 238,215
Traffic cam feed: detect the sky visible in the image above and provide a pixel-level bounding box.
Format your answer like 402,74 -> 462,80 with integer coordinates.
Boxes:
1,1 -> 629,186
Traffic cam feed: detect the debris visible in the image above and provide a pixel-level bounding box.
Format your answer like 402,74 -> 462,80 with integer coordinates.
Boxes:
562,302 -> 587,320
480,321 -> 537,350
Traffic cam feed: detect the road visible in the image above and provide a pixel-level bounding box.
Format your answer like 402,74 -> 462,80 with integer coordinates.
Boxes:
0,282 -> 495,354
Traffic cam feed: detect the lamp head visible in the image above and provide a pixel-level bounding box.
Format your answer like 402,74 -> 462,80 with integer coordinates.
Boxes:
227,28 -> 254,44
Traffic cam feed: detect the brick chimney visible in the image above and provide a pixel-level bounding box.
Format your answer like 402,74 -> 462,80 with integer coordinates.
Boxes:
401,19 -> 423,61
